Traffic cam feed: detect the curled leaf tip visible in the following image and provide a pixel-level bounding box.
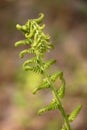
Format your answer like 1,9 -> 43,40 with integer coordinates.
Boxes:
14,42 -> 18,47
16,24 -> 22,30
39,13 -> 44,18
34,13 -> 44,24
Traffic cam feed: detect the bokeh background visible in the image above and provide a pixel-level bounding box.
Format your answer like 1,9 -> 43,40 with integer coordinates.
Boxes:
0,0 -> 87,130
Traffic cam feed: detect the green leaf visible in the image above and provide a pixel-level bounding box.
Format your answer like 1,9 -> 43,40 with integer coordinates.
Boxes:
43,59 -> 56,70
19,49 -> 30,58
68,105 -> 82,122
25,27 -> 35,38
57,79 -> 65,98
23,58 -> 35,67
16,24 -> 27,33
34,13 -> 44,24
57,85 -> 65,99
15,39 -> 32,47
50,71 -> 63,82
23,66 -> 32,71
38,99 -> 59,115
33,78 -> 50,94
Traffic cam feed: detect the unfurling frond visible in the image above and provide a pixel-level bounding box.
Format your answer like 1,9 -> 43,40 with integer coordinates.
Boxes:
15,13 -> 82,130
15,39 -> 32,47
19,49 -> 30,58
34,13 -> 44,24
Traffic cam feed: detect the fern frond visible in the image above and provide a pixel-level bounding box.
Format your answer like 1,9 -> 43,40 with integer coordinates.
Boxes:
38,99 -> 59,115
43,59 -> 56,70
16,24 -> 27,33
23,58 -> 35,67
57,81 -> 65,98
33,77 -> 50,94
50,71 -> 63,82
15,13 -> 82,130
15,39 -> 32,47
19,49 -> 30,58
25,23 -> 35,38
68,105 -> 82,122
34,13 -> 44,24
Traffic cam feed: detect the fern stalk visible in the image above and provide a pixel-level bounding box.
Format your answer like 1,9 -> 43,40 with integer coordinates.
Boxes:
15,13 -> 82,130
45,72 -> 71,130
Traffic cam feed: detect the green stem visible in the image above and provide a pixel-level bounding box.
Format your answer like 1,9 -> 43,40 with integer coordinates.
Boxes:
47,77 -> 71,130
40,57 -> 71,130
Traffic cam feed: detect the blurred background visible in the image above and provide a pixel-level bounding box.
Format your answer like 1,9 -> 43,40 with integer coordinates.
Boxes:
0,0 -> 87,130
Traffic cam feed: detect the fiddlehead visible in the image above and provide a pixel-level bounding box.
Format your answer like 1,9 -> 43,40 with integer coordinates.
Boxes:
15,13 -> 82,130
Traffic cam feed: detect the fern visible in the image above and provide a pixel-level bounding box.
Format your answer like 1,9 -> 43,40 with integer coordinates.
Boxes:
68,105 -> 82,122
38,99 -> 59,115
15,13 -> 82,130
